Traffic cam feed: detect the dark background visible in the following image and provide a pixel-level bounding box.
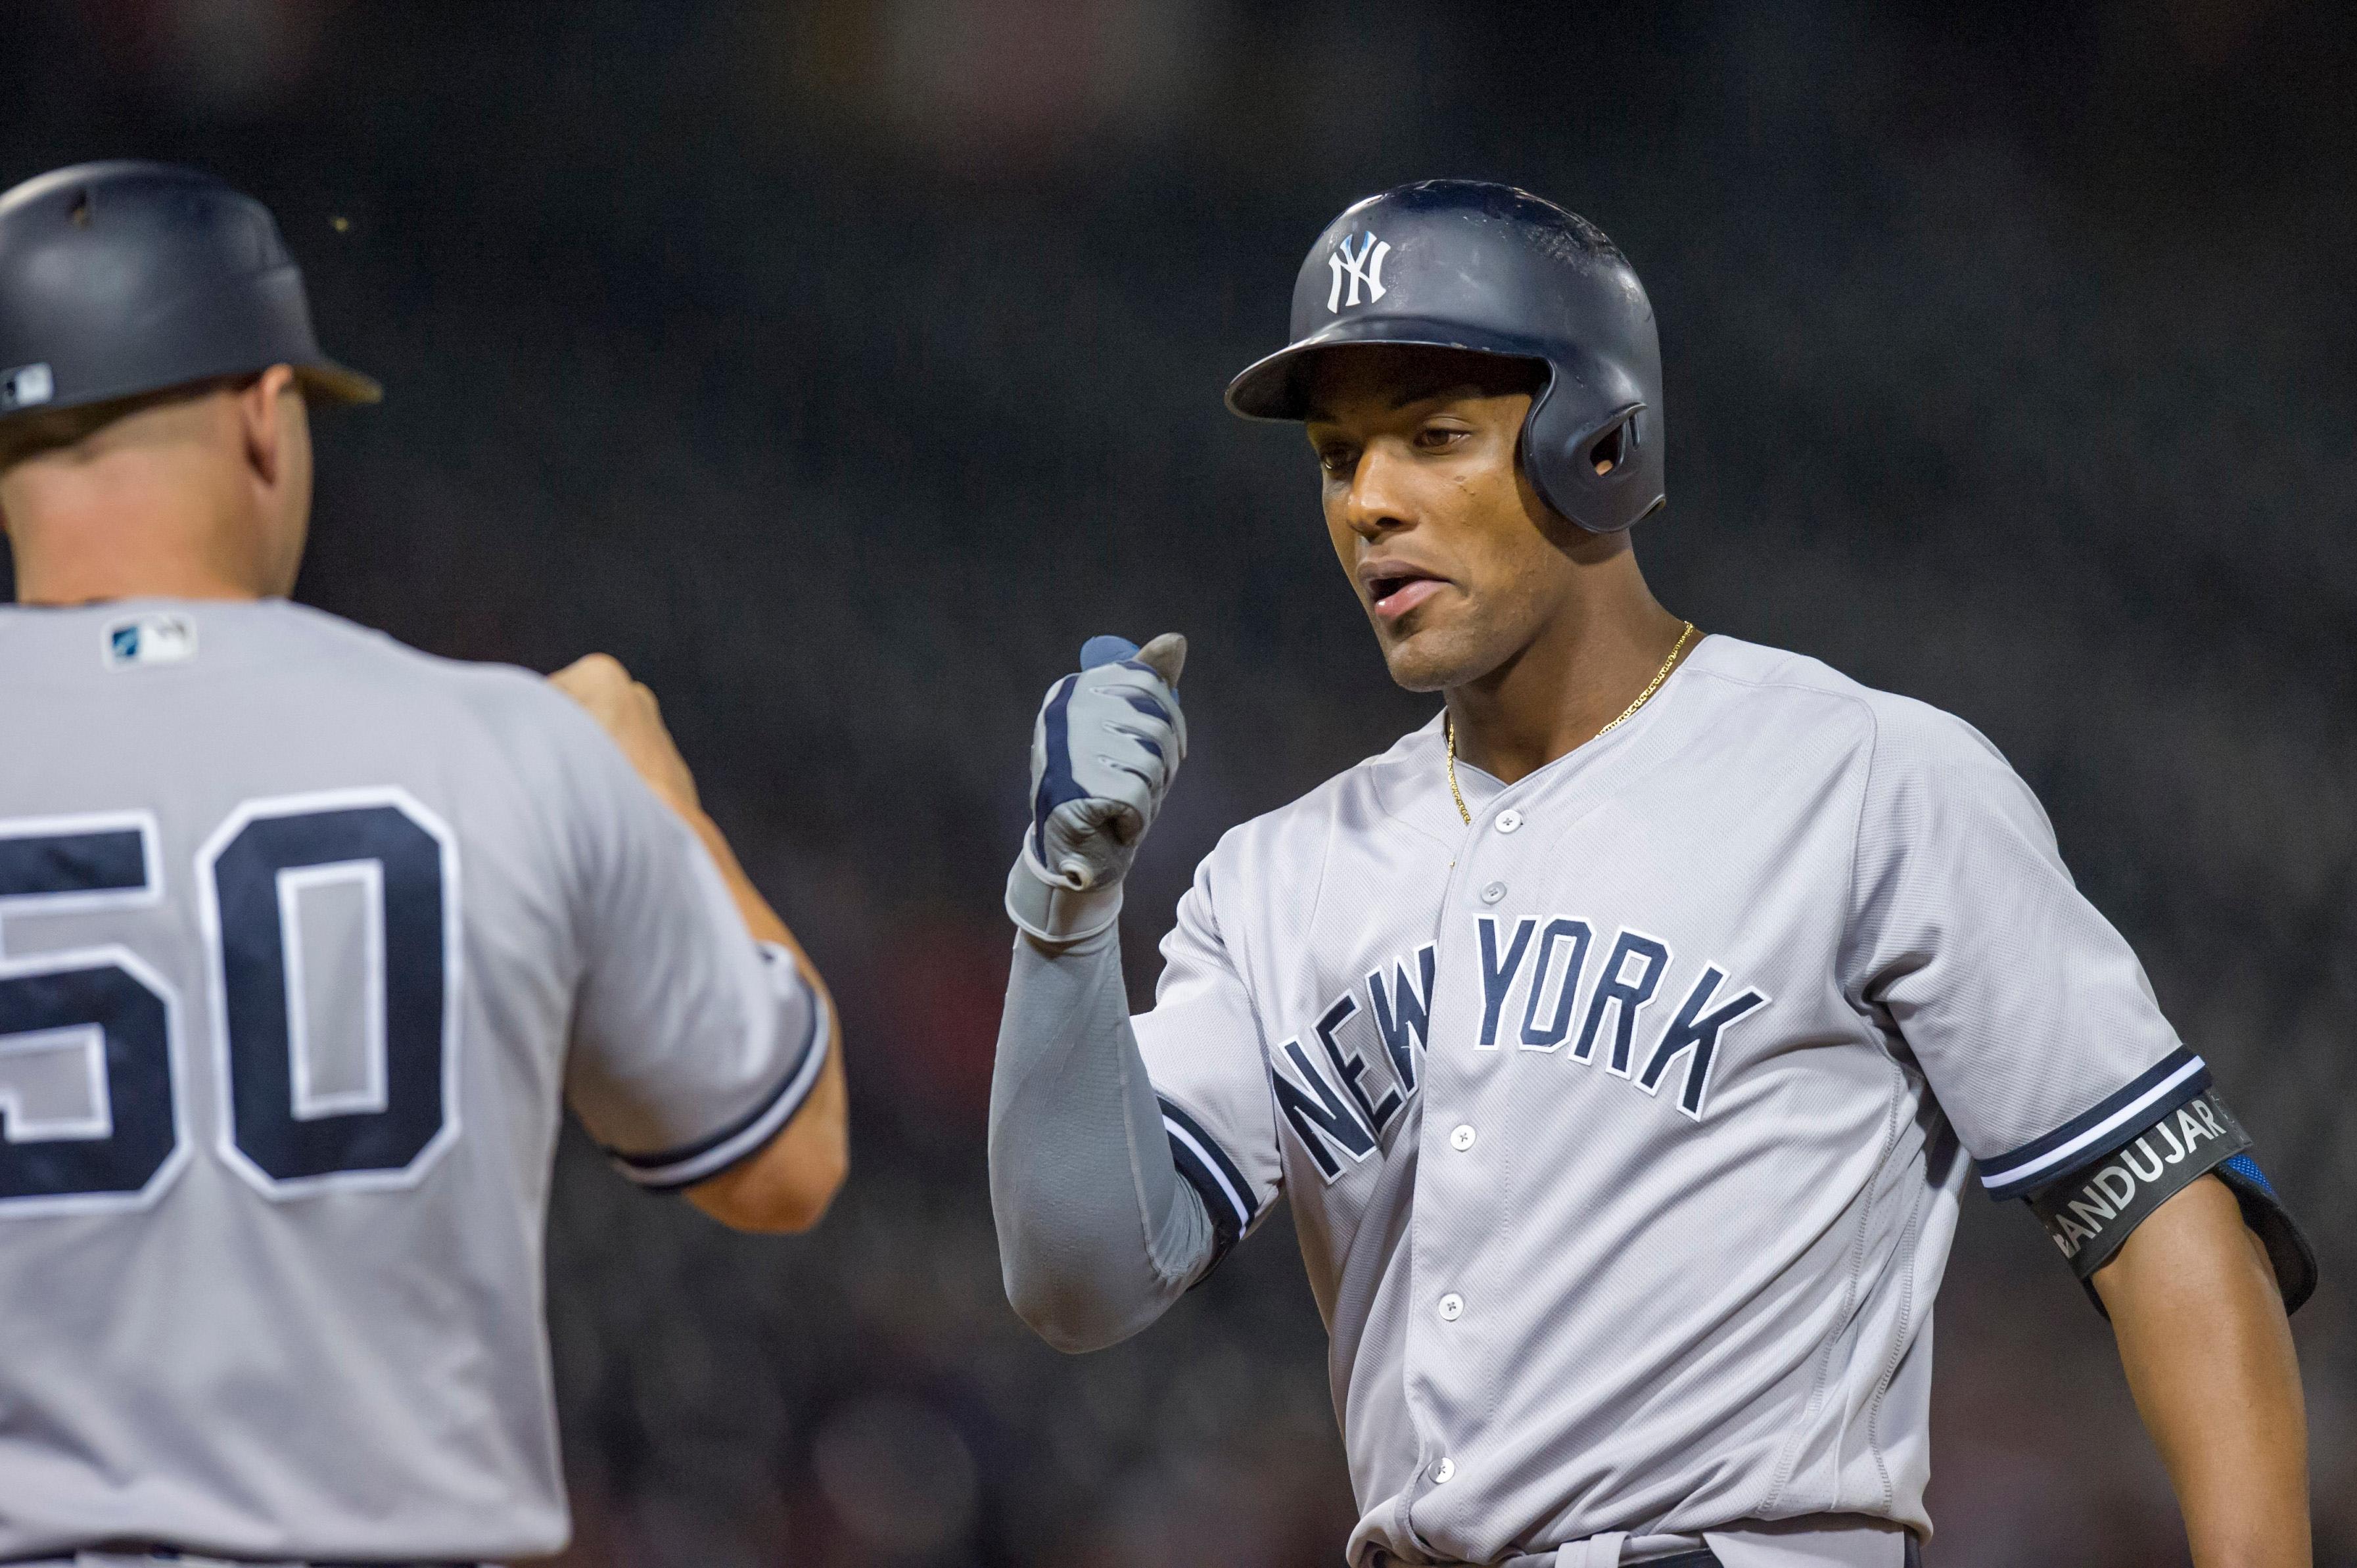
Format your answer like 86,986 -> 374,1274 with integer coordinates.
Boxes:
3,1 -> 2352,1563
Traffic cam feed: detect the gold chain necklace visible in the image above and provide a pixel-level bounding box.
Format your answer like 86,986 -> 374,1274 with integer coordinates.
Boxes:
1445,621 -> 1698,827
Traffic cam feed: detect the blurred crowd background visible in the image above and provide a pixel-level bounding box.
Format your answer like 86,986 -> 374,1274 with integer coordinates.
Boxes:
5,1 -> 2353,1564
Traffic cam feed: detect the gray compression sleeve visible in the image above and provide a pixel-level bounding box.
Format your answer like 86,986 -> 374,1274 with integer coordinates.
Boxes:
988,925 -> 1219,1353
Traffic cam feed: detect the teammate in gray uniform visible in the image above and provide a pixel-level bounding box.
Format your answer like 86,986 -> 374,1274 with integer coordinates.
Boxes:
0,162 -> 848,1563
988,181 -> 2316,1567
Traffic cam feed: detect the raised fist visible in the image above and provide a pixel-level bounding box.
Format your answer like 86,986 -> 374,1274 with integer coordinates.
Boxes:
1005,633 -> 1187,944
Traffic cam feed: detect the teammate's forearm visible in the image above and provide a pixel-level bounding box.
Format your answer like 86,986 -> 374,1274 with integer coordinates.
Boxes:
674,798 -> 807,969
989,925 -> 1215,1352
548,654 -> 850,1231
2095,1175 -> 2310,1568
672,799 -> 849,1233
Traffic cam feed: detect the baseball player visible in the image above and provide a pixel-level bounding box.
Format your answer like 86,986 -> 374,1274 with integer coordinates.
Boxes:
988,181 -> 2316,1567
0,161 -> 847,1563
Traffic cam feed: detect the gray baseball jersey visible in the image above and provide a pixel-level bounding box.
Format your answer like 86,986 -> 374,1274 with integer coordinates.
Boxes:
0,599 -> 827,1561
1135,634 -> 2197,1565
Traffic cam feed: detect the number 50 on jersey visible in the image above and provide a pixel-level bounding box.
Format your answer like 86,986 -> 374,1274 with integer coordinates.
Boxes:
0,787 -> 458,1212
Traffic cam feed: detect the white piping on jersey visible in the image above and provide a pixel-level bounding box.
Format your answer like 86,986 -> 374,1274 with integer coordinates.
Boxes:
1163,1112 -> 1251,1230
1977,1053 -> 2206,1195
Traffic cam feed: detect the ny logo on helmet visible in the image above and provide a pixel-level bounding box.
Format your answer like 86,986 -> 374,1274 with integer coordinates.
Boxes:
1326,233 -> 1391,312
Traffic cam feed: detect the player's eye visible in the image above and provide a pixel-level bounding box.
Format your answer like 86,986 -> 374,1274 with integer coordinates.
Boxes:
1414,423 -> 1471,451
1316,443 -> 1359,476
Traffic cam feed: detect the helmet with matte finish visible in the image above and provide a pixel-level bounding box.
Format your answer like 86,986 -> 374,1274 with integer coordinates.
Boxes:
0,160 -> 379,424
1226,179 -> 1663,535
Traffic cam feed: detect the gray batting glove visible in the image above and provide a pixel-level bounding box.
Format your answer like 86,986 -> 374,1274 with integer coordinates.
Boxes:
1006,632 -> 1188,944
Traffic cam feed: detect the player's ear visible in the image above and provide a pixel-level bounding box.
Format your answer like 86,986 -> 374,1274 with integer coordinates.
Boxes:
238,365 -> 303,489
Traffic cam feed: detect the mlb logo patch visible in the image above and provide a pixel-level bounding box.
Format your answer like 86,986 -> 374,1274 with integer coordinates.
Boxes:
0,362 -> 54,411
105,614 -> 198,669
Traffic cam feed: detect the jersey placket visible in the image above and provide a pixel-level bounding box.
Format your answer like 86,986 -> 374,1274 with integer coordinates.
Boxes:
1395,702 -> 1677,1554
1399,762 -> 1562,1541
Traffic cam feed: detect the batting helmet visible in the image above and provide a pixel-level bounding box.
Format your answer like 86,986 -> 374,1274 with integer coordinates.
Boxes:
1226,179 -> 1663,535
0,160 -> 379,423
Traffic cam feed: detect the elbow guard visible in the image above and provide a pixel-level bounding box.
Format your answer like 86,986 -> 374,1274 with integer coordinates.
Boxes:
2026,1088 -> 2317,1316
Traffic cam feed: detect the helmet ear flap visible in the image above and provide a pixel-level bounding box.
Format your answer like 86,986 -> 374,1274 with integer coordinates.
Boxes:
1585,409 -> 1637,476
1521,380 -> 1654,534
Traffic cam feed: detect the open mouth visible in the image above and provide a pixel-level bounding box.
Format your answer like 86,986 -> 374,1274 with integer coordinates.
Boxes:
1366,568 -> 1446,621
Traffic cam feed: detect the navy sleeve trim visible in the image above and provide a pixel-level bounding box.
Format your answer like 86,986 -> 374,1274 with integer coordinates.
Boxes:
1159,1095 -> 1257,1260
2027,1088 -> 2247,1286
608,983 -> 832,1192
1979,1046 -> 2209,1200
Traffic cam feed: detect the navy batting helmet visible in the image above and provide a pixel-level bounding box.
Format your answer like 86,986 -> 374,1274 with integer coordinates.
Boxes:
1226,179 -> 1663,536
0,160 -> 379,423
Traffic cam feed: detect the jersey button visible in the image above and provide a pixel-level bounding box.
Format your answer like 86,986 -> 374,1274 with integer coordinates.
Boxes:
1437,1292 -> 1464,1322
1480,880 -> 1507,904
1494,809 -> 1523,834
1433,1457 -> 1457,1484
1449,1123 -> 1477,1152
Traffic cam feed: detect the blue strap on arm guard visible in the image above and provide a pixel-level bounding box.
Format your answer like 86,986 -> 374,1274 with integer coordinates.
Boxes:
2211,1151 -> 2318,1316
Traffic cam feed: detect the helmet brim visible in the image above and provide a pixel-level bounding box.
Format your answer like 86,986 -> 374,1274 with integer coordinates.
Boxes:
0,356 -> 385,429
1224,319 -> 1552,423
296,357 -> 383,406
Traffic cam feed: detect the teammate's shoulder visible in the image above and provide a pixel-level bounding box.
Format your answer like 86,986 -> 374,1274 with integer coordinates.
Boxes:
251,601 -> 503,680
1685,634 -> 2008,775
268,604 -> 618,757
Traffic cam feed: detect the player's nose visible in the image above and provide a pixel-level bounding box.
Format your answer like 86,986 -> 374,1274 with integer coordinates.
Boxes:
1342,443 -> 1417,539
